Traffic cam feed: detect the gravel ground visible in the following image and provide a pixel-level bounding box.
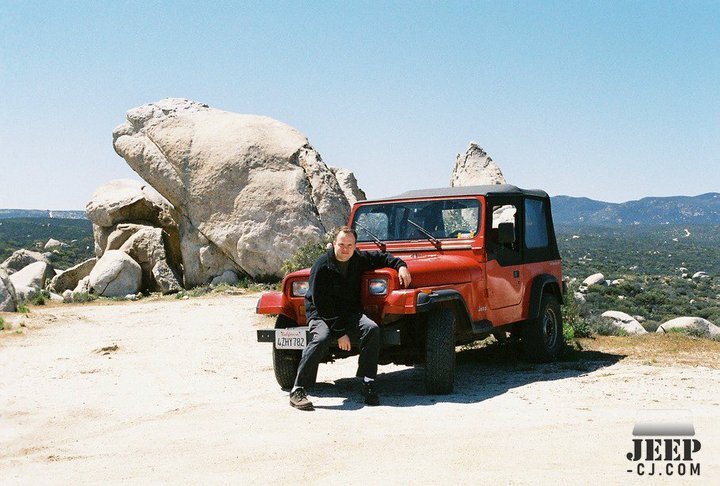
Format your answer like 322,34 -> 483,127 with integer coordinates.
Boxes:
1,293 -> 718,485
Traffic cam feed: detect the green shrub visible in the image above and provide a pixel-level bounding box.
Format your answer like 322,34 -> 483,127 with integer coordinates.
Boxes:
252,274 -> 281,284
642,320 -> 660,333
0,316 -> 5,330
665,327 -> 708,339
586,316 -> 628,336
16,302 -> 29,313
73,292 -> 96,303
187,285 -> 212,297
562,294 -> 591,338
281,235 -> 332,275
30,290 -> 50,306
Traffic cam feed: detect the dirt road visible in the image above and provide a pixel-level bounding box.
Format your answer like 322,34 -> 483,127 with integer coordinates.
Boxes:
1,294 -> 718,484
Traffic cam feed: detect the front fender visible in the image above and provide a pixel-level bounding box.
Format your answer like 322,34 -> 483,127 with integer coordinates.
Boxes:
256,291 -> 301,322
382,289 -> 423,315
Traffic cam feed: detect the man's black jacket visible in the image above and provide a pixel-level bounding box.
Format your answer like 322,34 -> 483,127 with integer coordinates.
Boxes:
305,247 -> 407,336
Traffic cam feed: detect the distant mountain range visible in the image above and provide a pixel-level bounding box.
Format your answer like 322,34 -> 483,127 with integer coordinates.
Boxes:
2,192 -> 719,226
0,209 -> 87,219
551,193 -> 720,226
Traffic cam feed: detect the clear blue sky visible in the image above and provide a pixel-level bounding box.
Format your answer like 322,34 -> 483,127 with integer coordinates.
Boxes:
1,0 -> 718,209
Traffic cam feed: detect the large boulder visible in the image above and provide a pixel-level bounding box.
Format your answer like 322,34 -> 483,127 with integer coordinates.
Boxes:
450,143 -> 506,186
12,285 -> 38,302
86,179 -> 181,265
86,178 -> 177,229
582,273 -> 606,287
105,223 -> 152,252
210,270 -> 239,287
0,269 -> 17,312
600,311 -> 647,335
330,167 -> 366,205
118,227 -> 181,293
44,238 -> 66,249
151,260 -> 183,294
47,258 -> 97,293
73,276 -> 91,294
657,317 -> 720,337
112,98 -> 360,282
1,249 -> 48,274
89,250 -> 142,297
8,261 -> 55,290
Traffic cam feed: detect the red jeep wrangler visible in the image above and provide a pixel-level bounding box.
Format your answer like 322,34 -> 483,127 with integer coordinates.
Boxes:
256,184 -> 564,394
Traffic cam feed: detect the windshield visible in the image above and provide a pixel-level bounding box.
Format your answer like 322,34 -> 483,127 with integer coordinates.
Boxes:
352,198 -> 480,243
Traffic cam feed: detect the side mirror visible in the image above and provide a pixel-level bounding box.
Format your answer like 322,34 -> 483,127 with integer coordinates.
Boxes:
498,222 -> 515,244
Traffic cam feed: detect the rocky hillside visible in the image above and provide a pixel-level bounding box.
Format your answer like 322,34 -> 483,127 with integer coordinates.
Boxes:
552,193 -> 720,225
0,217 -> 94,269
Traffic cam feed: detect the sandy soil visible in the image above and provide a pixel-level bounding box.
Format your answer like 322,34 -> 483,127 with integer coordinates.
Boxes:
1,293 -> 719,485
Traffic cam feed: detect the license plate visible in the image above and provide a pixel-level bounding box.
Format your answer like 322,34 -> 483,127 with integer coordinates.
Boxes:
275,328 -> 306,349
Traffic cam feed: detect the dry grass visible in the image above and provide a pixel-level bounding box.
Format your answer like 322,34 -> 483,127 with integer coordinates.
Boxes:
576,333 -> 720,369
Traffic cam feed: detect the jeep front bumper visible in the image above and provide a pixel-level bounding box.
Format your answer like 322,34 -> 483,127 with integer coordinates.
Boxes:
256,325 -> 402,347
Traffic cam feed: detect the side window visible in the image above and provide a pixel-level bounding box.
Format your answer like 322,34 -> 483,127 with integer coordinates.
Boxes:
491,205 -> 517,228
487,203 -> 520,251
524,198 -> 549,249
486,198 -> 522,265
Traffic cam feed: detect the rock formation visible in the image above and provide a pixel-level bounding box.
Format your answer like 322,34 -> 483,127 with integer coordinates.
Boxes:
86,179 -> 182,293
450,143 -> 506,187
118,226 -> 182,292
210,270 -> 240,287
1,249 -> 48,275
47,258 -> 97,293
600,311 -> 647,335
0,269 -> 17,312
8,261 -> 55,294
331,167 -> 366,205
111,98 -> 364,282
582,273 -> 606,288
86,179 -> 181,260
89,250 -> 142,297
74,276 -> 91,294
692,271 -> 710,281
44,238 -> 66,249
657,317 -> 720,337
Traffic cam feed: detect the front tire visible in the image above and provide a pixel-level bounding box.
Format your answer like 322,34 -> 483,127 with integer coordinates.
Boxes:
521,294 -> 564,362
272,315 -> 301,390
424,308 -> 456,394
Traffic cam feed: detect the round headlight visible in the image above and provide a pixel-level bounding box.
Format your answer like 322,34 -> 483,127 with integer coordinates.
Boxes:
291,281 -> 309,297
369,278 -> 388,295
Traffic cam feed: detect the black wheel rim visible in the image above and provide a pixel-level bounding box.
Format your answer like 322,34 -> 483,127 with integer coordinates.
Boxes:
543,307 -> 558,350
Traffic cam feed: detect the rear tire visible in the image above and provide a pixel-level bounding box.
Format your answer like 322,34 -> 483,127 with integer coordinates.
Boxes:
521,294 -> 564,362
424,308 -> 456,394
272,315 -> 302,390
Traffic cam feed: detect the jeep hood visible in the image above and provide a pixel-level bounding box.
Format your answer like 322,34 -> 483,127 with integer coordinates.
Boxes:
400,254 -> 480,287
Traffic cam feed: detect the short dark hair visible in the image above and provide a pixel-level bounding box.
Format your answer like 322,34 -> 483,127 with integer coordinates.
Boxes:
334,225 -> 357,241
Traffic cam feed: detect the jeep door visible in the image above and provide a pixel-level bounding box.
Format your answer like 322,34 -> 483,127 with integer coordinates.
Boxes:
484,196 -> 524,314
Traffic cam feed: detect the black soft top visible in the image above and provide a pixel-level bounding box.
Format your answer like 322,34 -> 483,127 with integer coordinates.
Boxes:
365,184 -> 549,203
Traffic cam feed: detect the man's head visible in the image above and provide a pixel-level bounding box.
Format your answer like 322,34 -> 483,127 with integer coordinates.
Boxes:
333,226 -> 357,262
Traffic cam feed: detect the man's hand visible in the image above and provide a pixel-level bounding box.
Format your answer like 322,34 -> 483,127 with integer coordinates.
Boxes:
337,334 -> 351,351
398,266 -> 412,288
